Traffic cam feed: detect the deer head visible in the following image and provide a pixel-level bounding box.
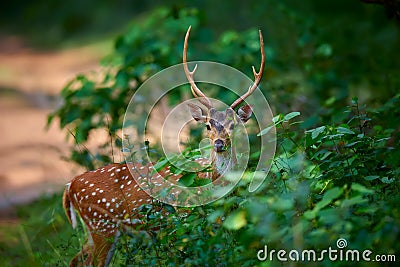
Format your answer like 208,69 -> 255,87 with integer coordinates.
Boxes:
183,26 -> 265,177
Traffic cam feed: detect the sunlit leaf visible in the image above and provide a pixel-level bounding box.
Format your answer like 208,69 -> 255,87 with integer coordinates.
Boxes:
283,111 -> 301,121
306,126 -> 326,140
337,127 -> 355,135
223,210 -> 247,230
257,125 -> 274,136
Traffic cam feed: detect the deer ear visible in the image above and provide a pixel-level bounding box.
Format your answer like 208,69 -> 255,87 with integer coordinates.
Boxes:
237,104 -> 253,123
187,103 -> 207,122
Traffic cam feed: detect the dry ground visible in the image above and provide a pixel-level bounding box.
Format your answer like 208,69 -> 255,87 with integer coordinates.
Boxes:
0,36 -> 110,212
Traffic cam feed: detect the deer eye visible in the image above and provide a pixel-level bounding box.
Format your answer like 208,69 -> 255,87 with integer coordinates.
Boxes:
206,124 -> 211,131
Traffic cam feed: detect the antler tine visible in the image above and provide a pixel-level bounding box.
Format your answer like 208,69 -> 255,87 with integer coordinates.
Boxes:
183,26 -> 213,109
230,30 -> 265,110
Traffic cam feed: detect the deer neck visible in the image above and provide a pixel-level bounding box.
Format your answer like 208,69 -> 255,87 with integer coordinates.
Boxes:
210,147 -> 237,179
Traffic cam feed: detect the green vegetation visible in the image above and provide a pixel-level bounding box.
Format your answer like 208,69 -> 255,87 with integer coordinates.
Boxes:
0,194 -> 80,266
2,1 -> 400,266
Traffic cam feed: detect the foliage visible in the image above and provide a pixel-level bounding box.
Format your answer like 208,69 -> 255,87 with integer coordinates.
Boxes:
47,6 -> 266,170
0,0 -> 161,48
42,3 -> 400,267
104,97 -> 399,266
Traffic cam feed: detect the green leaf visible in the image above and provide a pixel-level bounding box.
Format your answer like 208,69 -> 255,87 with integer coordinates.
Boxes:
381,177 -> 394,184
152,158 -> 169,173
364,175 -> 379,181
316,43 -> 332,57
316,187 -> 343,210
345,141 -> 362,148
193,178 -> 212,186
306,126 -> 326,140
75,80 -> 95,97
312,150 -> 332,160
61,108 -> 81,127
341,196 -> 368,207
178,173 -> 196,187
223,210 -> 247,230
178,161 -> 203,172
46,114 -> 54,129
270,198 -> 294,211
337,127 -> 355,135
257,125 -> 274,136
283,111 -> 301,121
351,183 -> 374,194
303,209 -> 317,220
272,114 -> 282,123
319,151 -> 332,160
304,187 -> 343,220
318,208 -> 341,225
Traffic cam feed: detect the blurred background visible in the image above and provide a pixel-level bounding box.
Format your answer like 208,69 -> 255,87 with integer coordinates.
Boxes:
0,0 -> 399,265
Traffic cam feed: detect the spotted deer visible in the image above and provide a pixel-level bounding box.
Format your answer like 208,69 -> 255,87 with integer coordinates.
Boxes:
63,26 -> 265,267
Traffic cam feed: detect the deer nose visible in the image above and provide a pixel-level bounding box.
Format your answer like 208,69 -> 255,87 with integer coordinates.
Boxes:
214,139 -> 225,152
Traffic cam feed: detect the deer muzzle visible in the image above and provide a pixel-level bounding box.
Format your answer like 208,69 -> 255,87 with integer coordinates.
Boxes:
214,139 -> 225,152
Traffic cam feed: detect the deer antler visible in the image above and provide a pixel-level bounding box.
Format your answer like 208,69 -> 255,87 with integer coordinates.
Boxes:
183,26 -> 213,109
230,30 -> 265,110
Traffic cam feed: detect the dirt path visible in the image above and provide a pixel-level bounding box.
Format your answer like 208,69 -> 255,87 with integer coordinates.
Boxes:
0,37 -> 111,212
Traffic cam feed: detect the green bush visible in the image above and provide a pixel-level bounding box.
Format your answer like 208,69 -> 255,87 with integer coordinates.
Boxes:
98,96 -> 399,266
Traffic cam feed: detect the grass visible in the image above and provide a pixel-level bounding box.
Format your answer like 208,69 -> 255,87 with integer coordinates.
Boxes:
0,193 -> 84,267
